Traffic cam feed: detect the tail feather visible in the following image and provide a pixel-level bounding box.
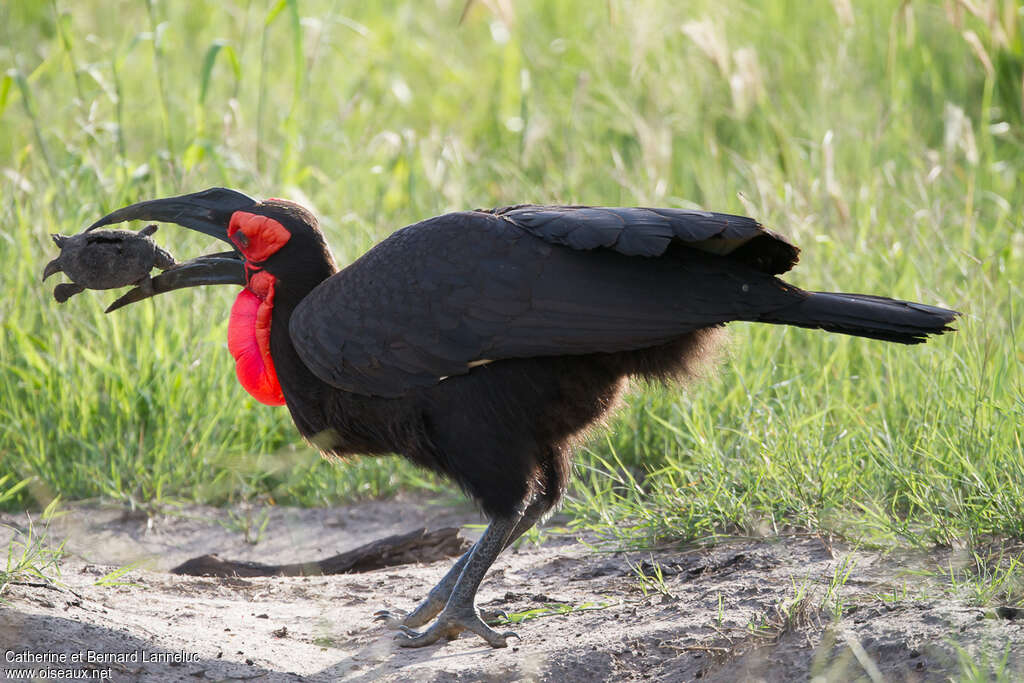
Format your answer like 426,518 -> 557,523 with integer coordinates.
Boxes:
758,291 -> 959,344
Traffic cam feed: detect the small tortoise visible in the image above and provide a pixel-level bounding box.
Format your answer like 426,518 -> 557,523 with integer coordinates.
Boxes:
42,224 -> 175,303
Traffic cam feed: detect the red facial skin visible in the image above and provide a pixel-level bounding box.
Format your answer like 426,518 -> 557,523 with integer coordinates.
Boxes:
225,212 -> 292,406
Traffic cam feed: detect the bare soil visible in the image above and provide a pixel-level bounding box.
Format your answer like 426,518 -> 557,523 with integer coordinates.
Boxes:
2,497 -> 1022,681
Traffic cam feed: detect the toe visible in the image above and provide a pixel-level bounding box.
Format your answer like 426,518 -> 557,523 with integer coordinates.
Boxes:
390,610 -> 522,649
373,610 -> 406,629
395,625 -> 445,648
480,608 -> 510,625
466,623 -> 516,648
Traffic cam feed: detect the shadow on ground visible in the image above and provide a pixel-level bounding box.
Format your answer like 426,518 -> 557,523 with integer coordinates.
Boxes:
3,499 -> 1023,681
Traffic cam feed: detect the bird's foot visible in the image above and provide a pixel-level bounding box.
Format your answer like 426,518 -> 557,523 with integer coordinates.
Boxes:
375,604 -> 507,630
395,607 -> 518,648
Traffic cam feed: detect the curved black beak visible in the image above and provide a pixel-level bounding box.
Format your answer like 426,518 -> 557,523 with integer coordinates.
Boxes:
86,188 -> 256,312
87,187 -> 257,245
105,251 -> 246,313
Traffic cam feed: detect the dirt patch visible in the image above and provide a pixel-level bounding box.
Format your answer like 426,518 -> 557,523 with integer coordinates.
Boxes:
2,499 -> 1022,681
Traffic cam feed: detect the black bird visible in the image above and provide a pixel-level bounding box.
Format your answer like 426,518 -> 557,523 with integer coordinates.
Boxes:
84,188 -> 958,648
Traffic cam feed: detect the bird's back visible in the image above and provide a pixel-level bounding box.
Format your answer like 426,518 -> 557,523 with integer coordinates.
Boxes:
290,208 -> 802,398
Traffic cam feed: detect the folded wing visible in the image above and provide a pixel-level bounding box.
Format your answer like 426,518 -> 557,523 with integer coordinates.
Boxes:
289,207 -> 802,397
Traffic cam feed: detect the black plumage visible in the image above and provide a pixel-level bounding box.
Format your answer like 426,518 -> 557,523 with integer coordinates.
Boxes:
81,189 -> 959,648
285,207 -> 954,520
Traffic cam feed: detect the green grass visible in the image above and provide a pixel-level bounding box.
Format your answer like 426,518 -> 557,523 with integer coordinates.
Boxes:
1,493 -> 65,599
0,1 -> 1021,555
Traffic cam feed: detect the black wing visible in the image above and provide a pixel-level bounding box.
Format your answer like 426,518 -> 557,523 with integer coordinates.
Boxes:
486,205 -> 798,274
289,207 -> 802,397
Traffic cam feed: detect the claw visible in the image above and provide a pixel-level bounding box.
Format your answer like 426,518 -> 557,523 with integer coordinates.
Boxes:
374,591 -> 449,630
373,610 -> 407,629
481,608 -> 510,625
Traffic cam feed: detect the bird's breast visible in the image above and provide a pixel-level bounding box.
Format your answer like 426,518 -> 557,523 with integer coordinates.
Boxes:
227,268 -> 286,406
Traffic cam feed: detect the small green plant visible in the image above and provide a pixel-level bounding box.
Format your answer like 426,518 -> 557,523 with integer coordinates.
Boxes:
222,502 -> 272,545
1,503 -> 66,600
92,561 -> 148,588
747,578 -> 820,640
821,555 -> 856,620
946,550 -> 1024,607
492,601 -> 614,626
312,616 -> 340,648
953,642 -> 1015,683
872,581 -> 910,605
628,555 -> 675,599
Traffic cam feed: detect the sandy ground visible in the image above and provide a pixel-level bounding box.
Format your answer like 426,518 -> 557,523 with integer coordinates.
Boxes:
2,498 -> 1023,682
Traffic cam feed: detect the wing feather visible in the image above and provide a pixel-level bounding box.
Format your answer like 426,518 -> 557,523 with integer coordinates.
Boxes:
489,205 -> 798,272
290,208 -> 802,397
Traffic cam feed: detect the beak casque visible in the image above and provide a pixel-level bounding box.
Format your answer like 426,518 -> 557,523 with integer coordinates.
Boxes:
87,187 -> 257,245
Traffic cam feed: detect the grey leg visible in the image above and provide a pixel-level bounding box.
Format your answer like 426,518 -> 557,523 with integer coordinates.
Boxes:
505,498 -> 550,549
374,545 -> 474,629
395,510 -> 523,648
374,499 -> 547,630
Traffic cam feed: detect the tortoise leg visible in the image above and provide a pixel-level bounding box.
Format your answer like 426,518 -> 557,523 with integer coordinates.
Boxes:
134,274 -> 156,296
53,283 -> 85,303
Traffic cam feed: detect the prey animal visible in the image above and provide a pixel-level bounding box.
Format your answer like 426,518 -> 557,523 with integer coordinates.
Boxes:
43,224 -> 175,303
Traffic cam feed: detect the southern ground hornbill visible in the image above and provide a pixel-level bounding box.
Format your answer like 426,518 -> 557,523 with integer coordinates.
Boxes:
81,187 -> 957,648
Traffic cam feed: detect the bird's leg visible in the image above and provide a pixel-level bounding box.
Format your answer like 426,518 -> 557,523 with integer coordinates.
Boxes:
374,545 -> 474,629
374,498 -> 546,630
394,508 -> 524,648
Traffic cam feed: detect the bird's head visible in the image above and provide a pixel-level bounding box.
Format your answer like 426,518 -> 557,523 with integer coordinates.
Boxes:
87,187 -> 335,312
86,187 -> 337,406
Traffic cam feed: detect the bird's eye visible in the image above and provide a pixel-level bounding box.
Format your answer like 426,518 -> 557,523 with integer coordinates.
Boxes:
228,211 -> 291,262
